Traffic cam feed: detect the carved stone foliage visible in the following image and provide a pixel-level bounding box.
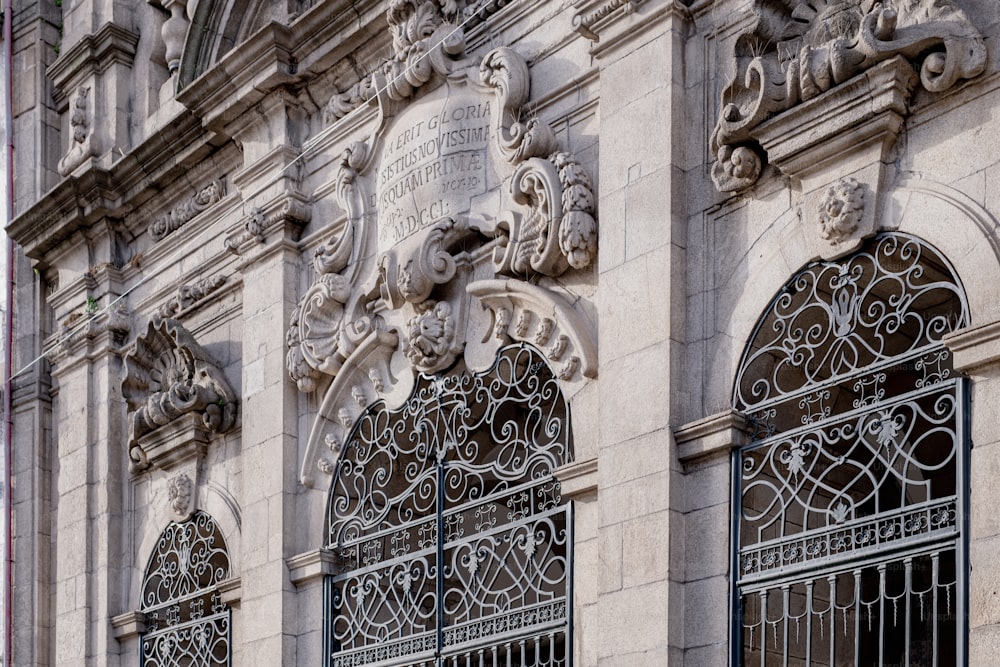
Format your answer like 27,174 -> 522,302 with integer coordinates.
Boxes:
710,0 -> 986,192
149,180 -> 226,241
123,319 -> 237,472
168,472 -> 194,521
158,275 -> 227,319
290,4 -> 598,488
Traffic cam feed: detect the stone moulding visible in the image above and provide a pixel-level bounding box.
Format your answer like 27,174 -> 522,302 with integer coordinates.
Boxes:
572,0 -> 647,42
149,179 -> 226,241
710,0 -> 987,193
466,278 -> 598,382
123,318 -> 237,473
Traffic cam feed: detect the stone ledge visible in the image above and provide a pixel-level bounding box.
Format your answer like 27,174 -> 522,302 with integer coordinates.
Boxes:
945,321 -> 1000,374
135,413 -> 212,473
755,56 -> 917,188
110,610 -> 146,641
674,410 -> 750,466
554,457 -> 598,500
288,549 -> 340,587
46,22 -> 140,101
217,576 -> 242,608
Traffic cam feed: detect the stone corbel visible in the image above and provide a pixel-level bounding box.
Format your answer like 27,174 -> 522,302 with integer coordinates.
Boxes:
674,409 -> 751,467
123,318 -> 237,474
466,278 -> 597,383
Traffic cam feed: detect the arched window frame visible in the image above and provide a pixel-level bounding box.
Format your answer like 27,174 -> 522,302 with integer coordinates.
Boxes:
323,343 -> 574,667
731,232 -> 971,665
139,510 -> 233,666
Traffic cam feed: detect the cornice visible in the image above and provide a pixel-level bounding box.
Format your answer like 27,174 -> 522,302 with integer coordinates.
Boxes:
46,22 -> 140,102
6,169 -> 119,261
586,0 -> 690,57
674,409 -> 750,465
176,22 -> 297,130
7,110 -> 211,262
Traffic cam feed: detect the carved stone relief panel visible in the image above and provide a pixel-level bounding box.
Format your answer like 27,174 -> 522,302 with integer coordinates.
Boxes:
123,318 -> 237,474
290,2 -> 599,487
710,0 -> 987,257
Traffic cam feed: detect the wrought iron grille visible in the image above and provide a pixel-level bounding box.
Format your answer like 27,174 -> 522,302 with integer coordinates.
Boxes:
139,511 -> 232,667
324,344 -> 572,667
732,233 -> 969,666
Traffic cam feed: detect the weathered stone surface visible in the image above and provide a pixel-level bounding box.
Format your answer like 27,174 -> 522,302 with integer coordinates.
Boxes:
5,0 -> 1000,664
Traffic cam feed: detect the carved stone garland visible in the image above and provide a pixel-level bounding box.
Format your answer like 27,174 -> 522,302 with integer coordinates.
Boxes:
289,2 -> 599,487
710,0 -> 986,194
123,318 -> 237,473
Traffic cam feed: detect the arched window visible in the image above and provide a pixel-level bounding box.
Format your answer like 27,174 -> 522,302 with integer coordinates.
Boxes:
139,510 -> 232,666
732,233 -> 969,665
324,344 -> 572,667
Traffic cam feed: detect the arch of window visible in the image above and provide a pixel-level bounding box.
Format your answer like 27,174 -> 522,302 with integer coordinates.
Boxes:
731,232 -> 970,665
139,510 -> 233,666
324,343 -> 573,667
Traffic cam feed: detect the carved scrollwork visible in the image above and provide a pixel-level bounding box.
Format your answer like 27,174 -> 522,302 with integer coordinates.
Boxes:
158,275 -> 227,319
711,0 -> 987,192
286,226 -> 356,393
149,180 -> 226,242
123,319 -> 237,470
480,48 -> 598,276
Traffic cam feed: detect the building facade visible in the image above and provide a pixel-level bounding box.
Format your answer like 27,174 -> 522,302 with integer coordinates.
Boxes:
4,0 -> 1000,665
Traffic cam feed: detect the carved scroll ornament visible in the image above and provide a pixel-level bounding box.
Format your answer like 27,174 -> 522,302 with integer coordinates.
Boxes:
291,3 -> 599,487
123,319 -> 237,471
711,0 -> 986,192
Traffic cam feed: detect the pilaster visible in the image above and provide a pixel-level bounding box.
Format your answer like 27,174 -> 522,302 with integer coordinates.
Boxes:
45,253 -> 130,667
587,4 -> 690,664
230,93 -> 307,661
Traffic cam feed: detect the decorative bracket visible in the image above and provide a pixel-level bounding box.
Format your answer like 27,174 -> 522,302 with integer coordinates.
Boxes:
123,318 -> 237,473
710,0 -> 986,194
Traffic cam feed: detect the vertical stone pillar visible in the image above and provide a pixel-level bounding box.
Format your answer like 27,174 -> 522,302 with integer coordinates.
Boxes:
945,322 -> 1000,663
584,4 -> 689,664
44,247 -> 129,667
673,410 -> 752,663
225,90 -> 308,664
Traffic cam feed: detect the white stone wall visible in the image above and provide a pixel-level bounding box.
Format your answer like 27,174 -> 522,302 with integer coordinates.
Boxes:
4,0 -> 1000,665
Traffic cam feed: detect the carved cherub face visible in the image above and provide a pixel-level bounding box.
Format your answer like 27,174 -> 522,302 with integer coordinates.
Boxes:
818,178 -> 866,243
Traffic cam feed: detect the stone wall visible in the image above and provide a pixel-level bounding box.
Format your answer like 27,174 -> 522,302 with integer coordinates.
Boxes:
3,0 -> 1000,665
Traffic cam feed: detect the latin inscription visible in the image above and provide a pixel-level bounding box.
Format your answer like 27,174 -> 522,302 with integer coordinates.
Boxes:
377,93 -> 491,249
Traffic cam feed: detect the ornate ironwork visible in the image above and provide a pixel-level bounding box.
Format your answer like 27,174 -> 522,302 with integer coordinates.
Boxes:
733,233 -> 968,665
734,233 -> 968,417
140,511 -> 232,667
325,344 -> 572,667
